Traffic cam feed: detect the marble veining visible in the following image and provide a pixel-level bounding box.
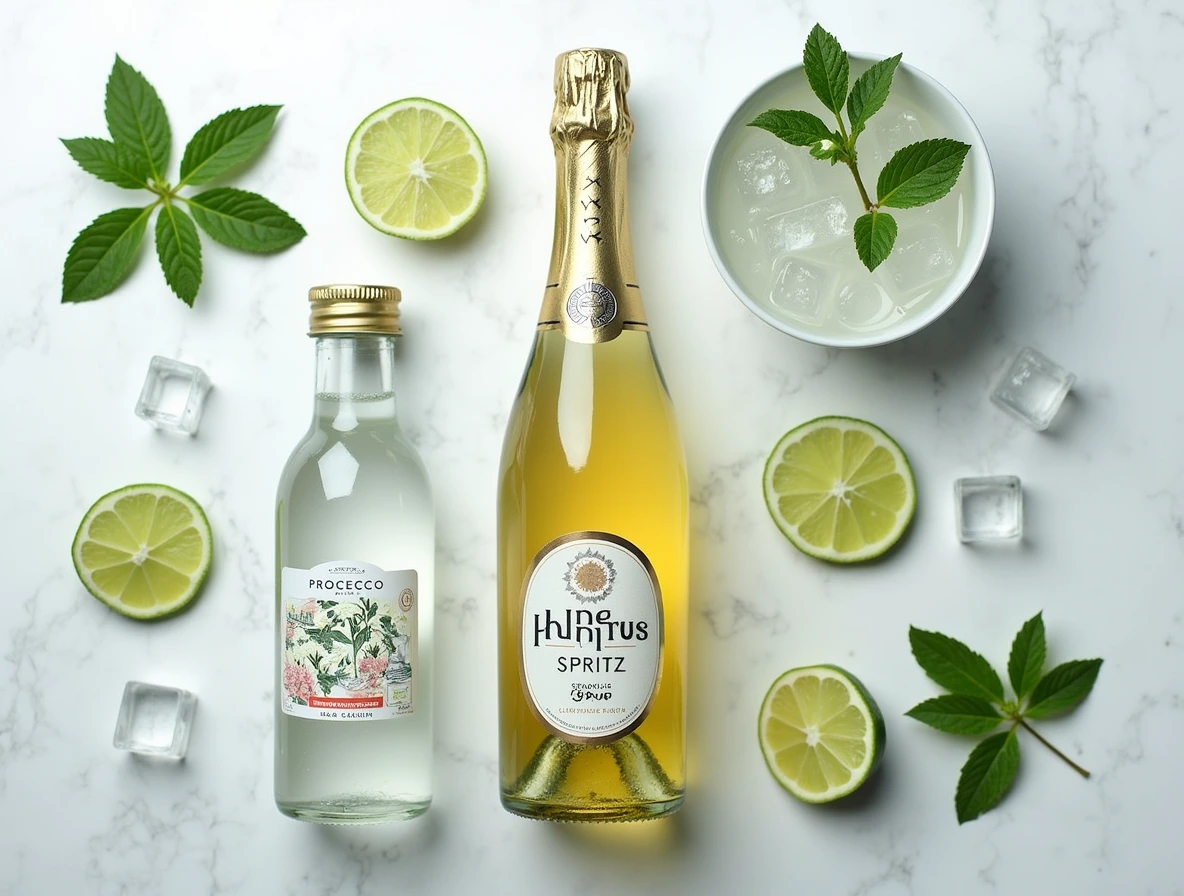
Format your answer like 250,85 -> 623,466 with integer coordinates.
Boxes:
2,0 -> 1183,892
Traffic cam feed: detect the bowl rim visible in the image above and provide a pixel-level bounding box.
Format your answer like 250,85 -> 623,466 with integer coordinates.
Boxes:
700,53 -> 996,348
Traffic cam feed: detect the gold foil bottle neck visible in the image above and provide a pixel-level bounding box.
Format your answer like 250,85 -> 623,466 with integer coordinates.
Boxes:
308,284 -> 402,336
551,48 -> 633,145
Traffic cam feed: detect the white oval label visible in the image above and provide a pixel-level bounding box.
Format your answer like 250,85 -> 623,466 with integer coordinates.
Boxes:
520,533 -> 663,744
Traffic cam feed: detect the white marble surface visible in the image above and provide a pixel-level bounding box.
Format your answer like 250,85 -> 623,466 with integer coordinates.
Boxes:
3,0 -> 1182,892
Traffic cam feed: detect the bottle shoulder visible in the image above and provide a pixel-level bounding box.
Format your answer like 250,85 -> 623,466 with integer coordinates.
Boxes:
278,420 -> 433,504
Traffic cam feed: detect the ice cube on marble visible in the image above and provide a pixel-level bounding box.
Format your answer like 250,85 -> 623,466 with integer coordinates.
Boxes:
113,682 -> 196,759
990,348 -> 1075,431
882,225 -> 957,294
135,356 -> 211,435
768,257 -> 835,324
734,147 -> 809,203
954,476 -> 1023,543
760,196 -> 852,255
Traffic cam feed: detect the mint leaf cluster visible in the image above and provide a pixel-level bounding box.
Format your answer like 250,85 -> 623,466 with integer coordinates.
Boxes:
906,613 -> 1102,824
748,25 -> 970,271
61,56 -> 306,306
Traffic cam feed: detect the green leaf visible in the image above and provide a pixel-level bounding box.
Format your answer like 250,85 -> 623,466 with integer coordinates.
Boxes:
905,695 -> 1003,736
802,24 -> 850,115
155,203 -> 202,305
328,630 -> 352,645
748,109 -> 833,147
1025,659 -> 1103,719
1007,612 -> 1047,700
60,137 -> 150,189
877,138 -> 971,209
61,205 -> 153,303
853,211 -> 897,271
104,56 -> 171,181
955,729 -> 1020,824
909,626 -> 1005,703
808,134 -> 847,163
179,105 -> 282,186
187,188 -> 306,252
846,54 -> 902,137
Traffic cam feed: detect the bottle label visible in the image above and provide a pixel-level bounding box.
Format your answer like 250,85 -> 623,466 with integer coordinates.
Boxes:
520,533 -> 663,744
279,561 -> 418,722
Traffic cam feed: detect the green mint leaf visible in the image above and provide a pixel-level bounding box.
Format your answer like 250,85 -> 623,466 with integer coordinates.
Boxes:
1024,659 -> 1103,719
909,626 -> 1005,703
104,56 -> 171,181
60,137 -> 150,189
179,105 -> 282,186
853,211 -> 897,270
748,109 -> 833,147
955,729 -> 1020,824
155,202 -> 202,306
187,188 -> 306,252
803,24 -> 849,115
808,134 -> 847,163
1007,612 -> 1047,700
877,138 -> 970,209
905,695 -> 1002,736
846,54 -> 902,137
61,205 -> 153,303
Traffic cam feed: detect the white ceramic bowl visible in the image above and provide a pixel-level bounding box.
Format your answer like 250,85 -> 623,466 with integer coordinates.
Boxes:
702,56 -> 995,348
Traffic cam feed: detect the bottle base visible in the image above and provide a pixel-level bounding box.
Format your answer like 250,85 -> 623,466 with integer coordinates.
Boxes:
500,793 -> 683,823
277,795 -> 431,825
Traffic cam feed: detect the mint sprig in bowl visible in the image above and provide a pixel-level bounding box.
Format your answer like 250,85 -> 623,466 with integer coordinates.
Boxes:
701,26 -> 995,348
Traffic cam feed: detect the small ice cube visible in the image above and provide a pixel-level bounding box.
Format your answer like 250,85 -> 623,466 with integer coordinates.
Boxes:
870,110 -> 925,162
882,225 -> 956,294
836,279 -> 893,329
135,356 -> 211,435
990,348 -> 1075,431
113,682 -> 197,759
954,476 -> 1023,542
734,147 -> 807,203
768,258 -> 834,324
760,197 -> 851,255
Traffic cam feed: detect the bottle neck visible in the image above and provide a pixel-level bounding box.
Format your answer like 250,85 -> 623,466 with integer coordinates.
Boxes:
539,138 -> 648,344
313,335 -> 398,426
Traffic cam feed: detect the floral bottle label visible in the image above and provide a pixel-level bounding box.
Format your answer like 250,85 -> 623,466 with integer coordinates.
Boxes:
280,561 -> 417,721
520,533 -> 663,744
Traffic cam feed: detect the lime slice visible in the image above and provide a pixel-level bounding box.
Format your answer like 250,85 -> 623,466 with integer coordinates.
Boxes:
758,665 -> 885,803
763,416 -> 916,563
345,97 -> 487,240
71,484 -> 212,620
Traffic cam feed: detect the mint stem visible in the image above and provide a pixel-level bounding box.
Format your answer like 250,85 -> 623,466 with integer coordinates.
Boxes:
833,110 -> 873,212
1018,719 -> 1091,778
846,158 -> 873,211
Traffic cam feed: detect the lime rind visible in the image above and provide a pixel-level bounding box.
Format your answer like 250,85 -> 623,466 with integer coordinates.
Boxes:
345,97 -> 488,241
763,415 -> 916,563
758,664 -> 886,804
71,483 -> 212,621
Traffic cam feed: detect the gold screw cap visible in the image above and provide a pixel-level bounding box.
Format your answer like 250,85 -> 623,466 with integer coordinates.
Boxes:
308,284 -> 402,336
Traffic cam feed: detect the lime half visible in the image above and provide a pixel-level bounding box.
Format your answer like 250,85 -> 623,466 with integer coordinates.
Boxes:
345,97 -> 487,240
71,484 -> 212,620
763,416 -> 916,563
758,665 -> 885,803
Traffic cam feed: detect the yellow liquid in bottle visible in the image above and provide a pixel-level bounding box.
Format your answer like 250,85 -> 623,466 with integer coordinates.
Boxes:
498,327 -> 688,821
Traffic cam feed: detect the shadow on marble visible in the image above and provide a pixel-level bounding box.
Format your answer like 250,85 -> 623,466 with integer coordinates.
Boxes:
813,760 -> 889,813
542,803 -> 691,857
860,247 -> 1011,372
311,808 -> 440,852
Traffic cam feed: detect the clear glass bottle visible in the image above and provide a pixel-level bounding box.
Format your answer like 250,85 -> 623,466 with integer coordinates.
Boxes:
497,49 -> 689,821
275,285 -> 434,823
